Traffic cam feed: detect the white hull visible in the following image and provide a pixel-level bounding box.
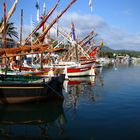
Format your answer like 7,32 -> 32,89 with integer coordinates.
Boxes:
67,67 -> 95,77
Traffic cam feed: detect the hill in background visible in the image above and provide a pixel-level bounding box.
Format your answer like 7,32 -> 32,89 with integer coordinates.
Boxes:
99,46 -> 140,58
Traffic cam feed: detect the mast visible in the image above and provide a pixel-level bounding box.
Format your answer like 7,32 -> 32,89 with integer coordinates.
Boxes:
71,22 -> 79,62
78,31 -> 94,45
81,34 -> 96,48
24,0 -> 60,44
0,0 -> 19,33
20,9 -> 23,46
30,16 -> 33,45
19,9 -> 23,72
3,1 -> 7,49
3,1 -> 7,74
42,2 -> 46,32
33,0 -> 77,45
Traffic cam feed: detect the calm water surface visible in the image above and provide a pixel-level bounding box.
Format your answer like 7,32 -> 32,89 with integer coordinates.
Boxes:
0,64 -> 140,140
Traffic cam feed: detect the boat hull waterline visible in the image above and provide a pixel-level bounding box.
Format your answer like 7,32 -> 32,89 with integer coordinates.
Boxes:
0,75 -> 65,104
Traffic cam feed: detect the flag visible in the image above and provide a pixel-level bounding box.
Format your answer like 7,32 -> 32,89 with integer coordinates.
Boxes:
35,0 -> 40,22
88,40 -> 91,45
72,22 -> 76,41
43,2 -> 46,16
3,1 -> 6,13
35,0 -> 39,9
100,42 -> 104,47
89,47 -> 97,58
88,0 -> 93,12
88,36 -> 91,45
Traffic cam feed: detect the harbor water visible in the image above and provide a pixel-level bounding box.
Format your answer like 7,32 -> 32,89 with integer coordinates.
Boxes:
0,63 -> 140,140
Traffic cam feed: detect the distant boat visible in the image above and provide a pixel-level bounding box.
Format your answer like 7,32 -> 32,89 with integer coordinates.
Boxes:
0,74 -> 65,104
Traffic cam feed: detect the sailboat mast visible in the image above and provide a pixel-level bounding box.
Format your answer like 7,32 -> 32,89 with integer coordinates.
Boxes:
78,31 -> 94,45
24,0 -> 60,44
20,9 -> 23,46
3,1 -> 7,74
0,0 -> 19,34
34,0 -> 77,44
3,1 -> 7,49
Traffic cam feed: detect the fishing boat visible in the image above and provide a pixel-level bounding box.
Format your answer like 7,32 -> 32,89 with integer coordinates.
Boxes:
0,0 -> 77,77
0,74 -> 65,104
10,60 -> 95,77
66,66 -> 95,77
0,74 -> 45,83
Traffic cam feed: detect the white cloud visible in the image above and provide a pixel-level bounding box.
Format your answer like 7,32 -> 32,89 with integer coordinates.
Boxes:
18,12 -> 140,51
58,12 -> 140,51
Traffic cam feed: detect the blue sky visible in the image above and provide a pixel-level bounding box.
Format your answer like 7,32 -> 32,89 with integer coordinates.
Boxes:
0,0 -> 140,50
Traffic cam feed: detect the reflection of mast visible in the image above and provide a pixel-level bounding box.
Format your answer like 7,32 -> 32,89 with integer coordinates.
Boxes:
67,86 -> 78,110
33,0 -> 77,45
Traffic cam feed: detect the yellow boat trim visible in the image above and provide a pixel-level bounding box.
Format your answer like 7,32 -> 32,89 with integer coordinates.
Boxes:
0,87 -> 44,89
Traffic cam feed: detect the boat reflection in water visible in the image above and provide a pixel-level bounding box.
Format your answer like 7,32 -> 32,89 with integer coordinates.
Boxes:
68,76 -> 96,99
63,76 -> 96,93
0,100 -> 66,139
63,76 -> 96,110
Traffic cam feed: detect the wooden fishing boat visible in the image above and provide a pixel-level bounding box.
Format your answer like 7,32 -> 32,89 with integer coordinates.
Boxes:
10,61 -> 95,78
0,74 -> 65,104
66,66 -> 95,77
0,74 -> 45,83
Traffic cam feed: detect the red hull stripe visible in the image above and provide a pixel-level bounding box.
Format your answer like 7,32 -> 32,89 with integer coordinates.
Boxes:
67,67 -> 91,73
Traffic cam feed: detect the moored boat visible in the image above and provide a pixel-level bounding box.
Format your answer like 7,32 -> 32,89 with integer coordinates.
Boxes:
9,61 -> 95,78
0,74 -> 45,83
66,66 -> 95,77
0,74 -> 65,104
